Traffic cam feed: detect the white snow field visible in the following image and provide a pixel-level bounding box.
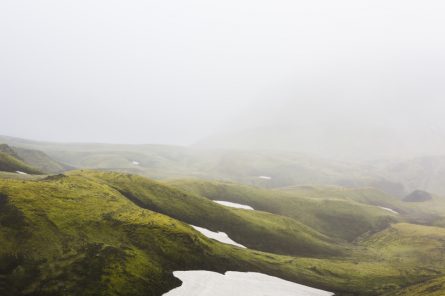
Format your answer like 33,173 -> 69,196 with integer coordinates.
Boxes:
131,160 -> 140,165
258,176 -> 272,180
163,270 -> 334,296
377,206 -> 399,214
213,200 -> 254,210
191,225 -> 246,248
16,171 -> 28,175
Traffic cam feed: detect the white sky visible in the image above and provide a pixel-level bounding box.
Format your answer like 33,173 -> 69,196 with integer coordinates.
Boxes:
1,1 -> 445,145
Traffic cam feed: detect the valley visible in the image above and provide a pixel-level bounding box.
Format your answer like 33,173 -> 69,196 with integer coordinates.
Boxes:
1,138 -> 445,295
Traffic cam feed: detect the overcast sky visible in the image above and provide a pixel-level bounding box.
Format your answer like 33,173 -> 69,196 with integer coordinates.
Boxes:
1,0 -> 445,145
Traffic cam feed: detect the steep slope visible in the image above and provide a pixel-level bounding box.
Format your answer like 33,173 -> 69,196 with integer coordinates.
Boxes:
1,172 -> 444,295
78,170 -> 343,257
0,144 -> 42,174
0,174 -> 327,295
13,146 -> 72,173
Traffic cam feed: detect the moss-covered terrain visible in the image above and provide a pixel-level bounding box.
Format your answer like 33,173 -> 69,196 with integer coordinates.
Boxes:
0,146 -> 42,175
168,180 -> 400,241
1,171 -> 445,295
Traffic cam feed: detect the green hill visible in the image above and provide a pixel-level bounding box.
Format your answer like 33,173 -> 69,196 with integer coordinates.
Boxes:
77,170 -> 343,257
0,135 -> 407,196
168,180 -> 399,241
0,144 -> 42,174
0,143 -> 72,175
386,275 -> 445,296
13,146 -> 72,173
1,171 -> 445,295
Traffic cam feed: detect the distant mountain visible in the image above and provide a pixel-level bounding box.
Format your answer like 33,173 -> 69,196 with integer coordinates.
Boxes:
3,134 -> 445,196
370,156 -> 445,196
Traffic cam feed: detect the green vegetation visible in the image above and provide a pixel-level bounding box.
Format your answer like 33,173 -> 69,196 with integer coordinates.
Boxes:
0,143 -> 71,175
0,135 -> 408,196
0,145 -> 42,174
77,171 -> 343,257
387,275 -> 445,296
168,180 -> 399,241
1,170 -> 445,295
13,146 -> 72,173
359,223 -> 445,270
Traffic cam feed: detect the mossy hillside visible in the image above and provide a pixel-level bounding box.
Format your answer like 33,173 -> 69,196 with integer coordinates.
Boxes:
168,180 -> 399,241
0,171 -> 46,180
0,175 -> 301,295
2,172 -> 445,295
13,146 -> 72,173
1,173 -> 443,296
306,222 -> 445,295
0,143 -> 21,158
355,223 -> 445,296
230,209 -> 343,257
76,170 -> 343,257
0,135 -> 405,194
279,185 -> 400,206
385,274 -> 445,296
0,151 -> 42,174
277,185 -> 445,226
359,223 -> 445,269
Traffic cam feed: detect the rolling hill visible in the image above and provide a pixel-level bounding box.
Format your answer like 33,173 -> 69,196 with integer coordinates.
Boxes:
0,135 -> 409,196
0,144 -> 42,174
168,180 -> 399,241
1,170 -> 445,295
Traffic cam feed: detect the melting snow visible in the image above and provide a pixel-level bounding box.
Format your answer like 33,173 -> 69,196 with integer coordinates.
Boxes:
132,161 -> 140,165
258,176 -> 272,180
163,270 -> 334,296
214,200 -> 254,210
191,225 -> 245,248
16,171 -> 28,175
378,206 -> 398,214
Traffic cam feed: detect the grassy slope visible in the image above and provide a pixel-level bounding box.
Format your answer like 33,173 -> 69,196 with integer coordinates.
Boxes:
279,185 -> 445,225
361,223 -> 445,296
168,180 -> 399,241
0,135 -> 407,195
1,172 -> 445,295
13,146 -> 72,173
359,223 -> 445,270
0,151 -> 42,174
0,174 -> 258,295
386,275 -> 445,296
78,170 -> 343,257
279,185 -> 400,205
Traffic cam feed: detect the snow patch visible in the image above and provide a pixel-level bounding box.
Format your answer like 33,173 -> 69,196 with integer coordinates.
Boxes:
16,171 -> 28,175
258,176 -> 272,180
163,270 -> 334,296
191,225 -> 245,248
378,206 -> 398,214
214,200 -> 254,210
132,161 -> 140,165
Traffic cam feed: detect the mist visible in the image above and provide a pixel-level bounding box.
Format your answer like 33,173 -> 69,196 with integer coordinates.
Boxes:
1,0 -> 445,159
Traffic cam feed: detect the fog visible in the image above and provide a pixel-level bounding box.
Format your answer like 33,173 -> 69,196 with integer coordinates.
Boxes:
1,0 -> 445,159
